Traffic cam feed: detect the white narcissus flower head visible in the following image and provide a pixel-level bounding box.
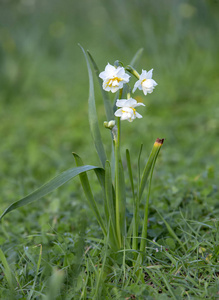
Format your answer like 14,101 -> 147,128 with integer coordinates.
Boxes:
133,69 -> 158,95
114,98 -> 145,122
99,63 -> 130,93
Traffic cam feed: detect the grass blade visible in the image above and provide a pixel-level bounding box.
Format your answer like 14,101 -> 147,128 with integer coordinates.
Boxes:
0,248 -> 15,290
0,165 -> 101,221
80,45 -> 107,167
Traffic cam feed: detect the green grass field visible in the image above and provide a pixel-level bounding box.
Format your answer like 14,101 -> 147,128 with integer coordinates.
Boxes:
0,0 -> 219,299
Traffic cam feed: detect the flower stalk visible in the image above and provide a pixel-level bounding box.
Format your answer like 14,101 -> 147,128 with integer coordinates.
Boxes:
115,116 -> 122,247
125,65 -> 140,79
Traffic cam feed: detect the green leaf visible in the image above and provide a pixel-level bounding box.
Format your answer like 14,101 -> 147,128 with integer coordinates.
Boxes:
140,139 -> 164,254
105,161 -> 115,226
73,153 -> 106,236
94,168 -> 105,194
0,165 -> 100,221
79,45 -> 107,167
137,144 -> 143,192
139,139 -> 163,201
132,144 -> 143,251
87,50 -> 114,122
105,160 -> 118,250
130,48 -> 144,67
126,149 -> 135,200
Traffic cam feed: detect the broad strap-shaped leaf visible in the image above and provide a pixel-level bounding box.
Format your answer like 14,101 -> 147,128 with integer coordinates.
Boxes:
80,45 -> 107,168
139,139 -> 164,201
105,160 -> 119,250
105,161 -> 116,227
87,51 -> 114,122
132,144 -> 143,252
140,139 -> 164,254
73,153 -> 106,236
94,168 -> 105,194
0,165 -> 101,221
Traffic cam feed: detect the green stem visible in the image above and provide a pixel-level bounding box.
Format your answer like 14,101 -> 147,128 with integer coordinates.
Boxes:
115,117 -> 122,248
125,65 -> 140,79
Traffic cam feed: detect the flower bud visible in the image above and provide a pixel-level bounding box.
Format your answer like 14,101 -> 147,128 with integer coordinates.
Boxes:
104,120 -> 116,130
108,120 -> 116,128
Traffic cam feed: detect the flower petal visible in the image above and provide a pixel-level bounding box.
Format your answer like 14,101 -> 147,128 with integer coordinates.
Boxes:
114,108 -> 123,117
121,112 -> 132,121
133,80 -> 141,93
105,63 -> 116,74
124,98 -> 138,107
134,102 -> 145,107
135,112 -> 143,119
146,69 -> 153,79
116,99 -> 129,107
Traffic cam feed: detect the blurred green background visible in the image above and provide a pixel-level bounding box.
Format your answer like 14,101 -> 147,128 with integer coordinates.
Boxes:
0,0 -> 219,209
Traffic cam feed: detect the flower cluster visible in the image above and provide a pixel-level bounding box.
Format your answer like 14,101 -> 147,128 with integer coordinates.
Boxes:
99,63 -> 157,122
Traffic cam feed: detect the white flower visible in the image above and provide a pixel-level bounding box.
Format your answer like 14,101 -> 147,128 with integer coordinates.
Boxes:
114,98 -> 145,122
99,63 -> 130,93
133,69 -> 157,95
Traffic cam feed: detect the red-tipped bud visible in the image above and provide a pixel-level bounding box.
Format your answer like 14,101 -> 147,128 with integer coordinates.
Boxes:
154,138 -> 164,146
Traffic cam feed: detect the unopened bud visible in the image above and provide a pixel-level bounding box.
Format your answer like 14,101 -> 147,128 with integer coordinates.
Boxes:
104,120 -> 116,130
154,138 -> 164,146
108,120 -> 115,128
104,121 -> 108,128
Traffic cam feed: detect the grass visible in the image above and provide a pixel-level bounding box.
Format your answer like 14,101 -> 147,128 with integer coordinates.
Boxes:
0,0 -> 219,298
